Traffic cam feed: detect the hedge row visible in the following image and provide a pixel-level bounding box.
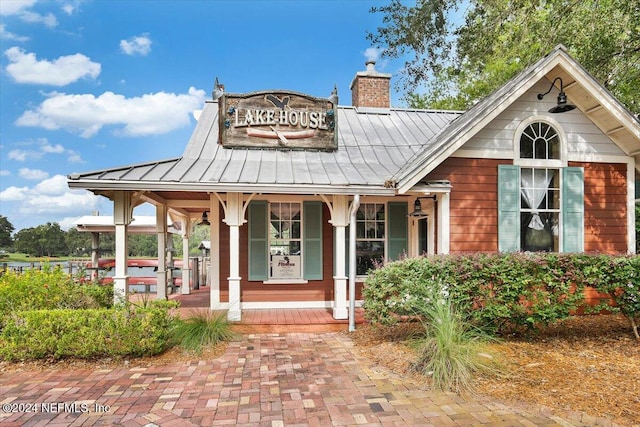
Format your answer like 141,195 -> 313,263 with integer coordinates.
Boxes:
0,304 -> 177,361
363,253 -> 640,336
0,265 -> 113,312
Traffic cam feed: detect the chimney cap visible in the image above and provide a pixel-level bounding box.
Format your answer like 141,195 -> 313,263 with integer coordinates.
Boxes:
350,61 -> 391,90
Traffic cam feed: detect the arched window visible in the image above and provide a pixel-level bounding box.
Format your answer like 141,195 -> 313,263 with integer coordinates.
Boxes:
519,121 -> 560,160
498,120 -> 584,253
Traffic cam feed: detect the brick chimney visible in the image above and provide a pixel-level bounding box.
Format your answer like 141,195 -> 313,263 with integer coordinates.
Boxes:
350,60 -> 392,109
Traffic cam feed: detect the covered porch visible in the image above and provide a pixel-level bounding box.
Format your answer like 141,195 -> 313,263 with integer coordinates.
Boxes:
166,287 -> 367,333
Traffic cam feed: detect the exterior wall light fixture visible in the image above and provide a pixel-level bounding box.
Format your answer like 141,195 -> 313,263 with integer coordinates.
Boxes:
537,77 -> 576,113
408,195 -> 437,217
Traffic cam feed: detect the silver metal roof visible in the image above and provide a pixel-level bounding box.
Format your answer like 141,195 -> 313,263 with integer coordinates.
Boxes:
69,104 -> 461,196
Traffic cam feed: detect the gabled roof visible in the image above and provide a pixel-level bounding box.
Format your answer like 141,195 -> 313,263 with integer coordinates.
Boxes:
393,45 -> 640,193
68,105 -> 461,197
68,45 -> 640,202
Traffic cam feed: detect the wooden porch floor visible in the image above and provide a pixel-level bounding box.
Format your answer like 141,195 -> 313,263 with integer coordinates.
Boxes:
162,287 -> 367,333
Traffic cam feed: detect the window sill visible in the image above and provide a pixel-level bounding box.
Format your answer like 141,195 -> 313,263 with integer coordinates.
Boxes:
263,279 -> 309,285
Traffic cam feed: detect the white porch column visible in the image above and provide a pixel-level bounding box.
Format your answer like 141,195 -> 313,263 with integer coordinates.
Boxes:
437,192 -> 450,254
223,192 -> 247,321
328,195 -> 350,319
90,232 -> 100,281
156,204 -> 167,300
181,218 -> 191,295
113,191 -> 132,304
210,194 -> 221,310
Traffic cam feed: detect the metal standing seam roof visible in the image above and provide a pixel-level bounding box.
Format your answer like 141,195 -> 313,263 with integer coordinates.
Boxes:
68,103 -> 461,194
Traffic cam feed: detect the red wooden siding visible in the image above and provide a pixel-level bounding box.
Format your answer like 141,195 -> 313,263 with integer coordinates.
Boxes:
571,162 -> 628,254
426,158 -> 511,253
425,158 -> 629,254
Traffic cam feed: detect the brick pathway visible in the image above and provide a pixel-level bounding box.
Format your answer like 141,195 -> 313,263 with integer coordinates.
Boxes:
0,333 -> 620,426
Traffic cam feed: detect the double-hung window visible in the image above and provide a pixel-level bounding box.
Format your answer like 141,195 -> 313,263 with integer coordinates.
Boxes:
352,202 -> 408,276
248,200 -> 323,281
269,202 -> 302,278
499,120 -> 584,253
355,203 -> 386,275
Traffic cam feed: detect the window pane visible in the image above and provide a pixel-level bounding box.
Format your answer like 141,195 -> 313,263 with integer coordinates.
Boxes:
520,122 -> 560,160
521,212 -> 559,252
356,241 -> 384,275
291,221 -> 300,239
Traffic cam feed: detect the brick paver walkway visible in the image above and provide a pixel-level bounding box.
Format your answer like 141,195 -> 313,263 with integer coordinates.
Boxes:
0,333 -> 621,426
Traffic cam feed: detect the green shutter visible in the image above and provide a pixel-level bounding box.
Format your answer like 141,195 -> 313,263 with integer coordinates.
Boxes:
303,201 -> 323,280
248,201 -> 268,280
387,202 -> 408,260
562,167 -> 584,253
498,165 -> 520,252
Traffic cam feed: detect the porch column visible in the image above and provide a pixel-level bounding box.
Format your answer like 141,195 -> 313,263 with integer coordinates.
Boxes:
156,204 -> 167,300
210,194 -> 221,310
437,192 -> 450,254
113,191 -> 132,304
223,192 -> 246,321
90,232 -> 100,281
329,195 -> 350,319
181,217 -> 191,295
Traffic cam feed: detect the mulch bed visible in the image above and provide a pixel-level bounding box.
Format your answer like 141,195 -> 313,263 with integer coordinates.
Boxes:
351,314 -> 640,426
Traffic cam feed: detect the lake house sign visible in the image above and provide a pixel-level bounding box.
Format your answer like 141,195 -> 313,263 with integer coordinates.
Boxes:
217,88 -> 338,151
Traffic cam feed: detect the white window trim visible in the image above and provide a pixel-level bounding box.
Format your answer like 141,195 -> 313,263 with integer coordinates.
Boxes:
514,115 -> 568,168
354,202 -> 387,277
514,118 -> 569,252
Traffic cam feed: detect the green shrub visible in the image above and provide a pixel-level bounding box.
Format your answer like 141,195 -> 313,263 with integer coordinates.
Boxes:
410,285 -> 500,392
363,253 -> 639,336
580,254 -> 640,339
0,304 -> 178,361
173,310 -> 235,352
0,264 -> 112,312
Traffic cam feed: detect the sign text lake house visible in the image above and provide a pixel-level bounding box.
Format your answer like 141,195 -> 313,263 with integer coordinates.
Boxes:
218,90 -> 338,151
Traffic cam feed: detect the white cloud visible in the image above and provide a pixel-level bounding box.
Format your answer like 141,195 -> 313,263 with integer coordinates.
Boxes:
120,33 -> 152,56
8,149 -> 31,161
41,143 -> 65,153
19,167 -> 49,180
0,0 -> 37,16
67,150 -> 83,163
5,138 -> 79,163
364,47 -> 381,62
4,47 -> 101,86
0,175 -> 100,217
0,186 -> 29,201
19,10 -> 57,27
0,24 -> 30,42
0,170 -> 10,176
17,87 -> 206,137
61,1 -> 83,15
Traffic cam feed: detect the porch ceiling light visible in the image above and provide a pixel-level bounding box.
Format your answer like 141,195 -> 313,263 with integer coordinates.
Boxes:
199,211 -> 210,226
408,196 -> 436,217
537,77 -> 576,113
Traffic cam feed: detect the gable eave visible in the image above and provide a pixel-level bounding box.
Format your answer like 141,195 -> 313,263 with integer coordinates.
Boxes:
394,45 -> 640,192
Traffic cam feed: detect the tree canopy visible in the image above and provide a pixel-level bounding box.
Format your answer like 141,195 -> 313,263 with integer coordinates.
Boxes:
0,216 -> 14,248
368,0 -> 640,112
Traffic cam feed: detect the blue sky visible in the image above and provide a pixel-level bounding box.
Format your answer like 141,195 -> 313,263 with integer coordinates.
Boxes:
0,0 -> 407,232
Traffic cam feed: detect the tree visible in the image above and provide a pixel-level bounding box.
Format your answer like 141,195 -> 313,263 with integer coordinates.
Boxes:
13,223 -> 67,257
368,0 -> 640,112
128,234 -> 157,257
0,216 -> 14,248
65,228 -> 93,257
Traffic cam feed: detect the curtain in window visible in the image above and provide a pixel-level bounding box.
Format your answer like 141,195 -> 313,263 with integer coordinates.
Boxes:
520,169 -> 553,230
